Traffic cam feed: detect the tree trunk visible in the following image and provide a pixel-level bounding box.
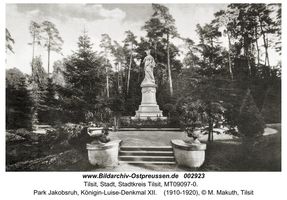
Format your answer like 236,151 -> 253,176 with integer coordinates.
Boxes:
255,27 -> 260,65
207,128 -> 213,142
116,63 -> 120,94
113,116 -> 118,131
207,114 -> 213,142
121,62 -> 126,94
105,49 -> 109,98
246,50 -> 252,78
260,20 -> 270,69
227,32 -> 233,80
47,45 -> 50,75
32,32 -> 35,62
167,33 -> 173,96
106,65 -> 109,98
243,35 -> 252,77
154,41 -> 157,62
119,62 -> 123,93
265,37 -> 270,67
127,47 -> 133,94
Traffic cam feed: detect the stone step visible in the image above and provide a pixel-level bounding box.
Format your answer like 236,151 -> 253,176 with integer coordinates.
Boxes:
118,128 -> 181,131
119,161 -> 176,165
119,150 -> 174,156
120,146 -> 173,151
119,155 -> 175,162
119,145 -> 176,165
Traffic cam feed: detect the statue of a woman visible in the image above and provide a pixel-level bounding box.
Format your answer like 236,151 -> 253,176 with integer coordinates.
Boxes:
142,49 -> 155,84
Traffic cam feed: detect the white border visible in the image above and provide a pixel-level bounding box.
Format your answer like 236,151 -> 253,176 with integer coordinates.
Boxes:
1,0 -> 286,199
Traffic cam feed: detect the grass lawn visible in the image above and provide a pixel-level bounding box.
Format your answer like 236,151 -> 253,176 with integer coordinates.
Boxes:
201,133 -> 280,171
109,130 -> 189,146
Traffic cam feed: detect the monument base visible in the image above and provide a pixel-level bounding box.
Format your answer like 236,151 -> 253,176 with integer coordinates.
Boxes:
131,116 -> 167,120
132,104 -> 167,120
132,82 -> 166,120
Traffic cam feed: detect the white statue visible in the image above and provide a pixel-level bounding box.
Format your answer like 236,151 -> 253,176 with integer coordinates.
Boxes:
142,49 -> 155,84
132,49 -> 166,120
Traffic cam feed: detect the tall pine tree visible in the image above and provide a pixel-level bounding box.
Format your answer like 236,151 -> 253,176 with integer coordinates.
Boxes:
63,31 -> 106,122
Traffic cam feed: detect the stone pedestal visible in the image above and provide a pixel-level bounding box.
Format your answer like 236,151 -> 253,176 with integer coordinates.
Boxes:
132,82 -> 166,120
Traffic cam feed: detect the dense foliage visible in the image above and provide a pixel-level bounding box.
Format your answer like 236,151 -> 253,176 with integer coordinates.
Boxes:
6,4 -> 281,139
6,69 -> 33,129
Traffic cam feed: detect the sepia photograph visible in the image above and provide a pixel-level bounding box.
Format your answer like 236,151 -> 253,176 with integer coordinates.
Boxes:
5,3 -> 281,172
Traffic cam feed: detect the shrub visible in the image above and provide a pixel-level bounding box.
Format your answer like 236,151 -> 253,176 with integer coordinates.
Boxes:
15,128 -> 31,139
56,123 -> 83,141
6,132 -> 26,144
67,126 -> 92,150
163,103 -> 175,117
176,97 -> 206,130
238,90 -> 265,138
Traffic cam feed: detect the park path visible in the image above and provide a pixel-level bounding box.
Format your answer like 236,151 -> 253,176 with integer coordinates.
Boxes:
109,130 -> 187,146
109,124 -> 279,146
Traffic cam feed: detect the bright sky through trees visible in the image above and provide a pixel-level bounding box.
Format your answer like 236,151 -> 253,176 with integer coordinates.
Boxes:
6,4 -> 280,74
